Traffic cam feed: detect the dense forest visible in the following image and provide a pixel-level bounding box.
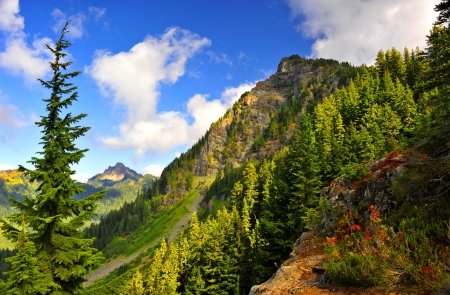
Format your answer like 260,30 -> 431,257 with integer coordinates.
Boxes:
85,1 -> 450,293
1,1 -> 450,294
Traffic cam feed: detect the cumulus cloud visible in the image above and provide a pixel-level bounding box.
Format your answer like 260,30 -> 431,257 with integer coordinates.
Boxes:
187,81 -> 255,141
287,0 -> 441,65
0,0 -> 24,33
0,37 -> 53,82
0,0 -> 52,82
71,173 -> 93,183
140,164 -> 165,177
52,8 -> 86,39
87,27 -> 211,155
88,27 -> 256,157
0,164 -> 16,171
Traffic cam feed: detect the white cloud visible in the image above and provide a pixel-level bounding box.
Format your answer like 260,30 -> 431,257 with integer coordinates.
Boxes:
0,0 -> 52,82
0,164 -> 16,171
88,26 -> 257,158
183,81 -> 256,145
52,8 -> 86,39
0,0 -> 23,34
71,173 -> 93,183
206,51 -> 232,65
87,27 -> 211,156
89,6 -> 106,21
140,164 -> 165,177
0,104 -> 27,128
287,0 -> 441,65
0,37 -> 53,82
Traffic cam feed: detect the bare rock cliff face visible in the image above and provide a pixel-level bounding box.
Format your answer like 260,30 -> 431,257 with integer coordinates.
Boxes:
193,58 -> 341,176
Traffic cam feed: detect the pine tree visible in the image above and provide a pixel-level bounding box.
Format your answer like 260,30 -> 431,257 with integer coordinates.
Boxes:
0,22 -> 105,294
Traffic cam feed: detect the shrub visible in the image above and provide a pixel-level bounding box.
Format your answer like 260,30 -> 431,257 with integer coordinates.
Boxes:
324,204 -> 450,292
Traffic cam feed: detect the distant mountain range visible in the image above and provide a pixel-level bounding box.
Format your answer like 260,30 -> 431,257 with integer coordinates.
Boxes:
0,162 -> 156,219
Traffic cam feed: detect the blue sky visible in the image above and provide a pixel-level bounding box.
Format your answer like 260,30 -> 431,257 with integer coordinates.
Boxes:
0,0 -> 440,181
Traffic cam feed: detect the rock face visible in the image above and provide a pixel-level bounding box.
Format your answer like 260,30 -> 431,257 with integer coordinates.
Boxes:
193,57 -> 342,176
249,231 -> 327,295
320,155 -> 406,232
88,162 -> 143,187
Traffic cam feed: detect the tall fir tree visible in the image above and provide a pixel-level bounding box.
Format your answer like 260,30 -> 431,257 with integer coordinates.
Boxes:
0,22 -> 105,294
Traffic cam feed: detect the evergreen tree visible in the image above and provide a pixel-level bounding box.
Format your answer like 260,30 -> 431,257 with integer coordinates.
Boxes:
4,221 -> 55,295
418,0 -> 450,148
375,49 -> 387,77
0,22 -> 105,294
287,115 -> 321,236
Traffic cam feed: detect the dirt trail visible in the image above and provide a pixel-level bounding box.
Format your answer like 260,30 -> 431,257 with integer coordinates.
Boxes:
84,194 -> 204,286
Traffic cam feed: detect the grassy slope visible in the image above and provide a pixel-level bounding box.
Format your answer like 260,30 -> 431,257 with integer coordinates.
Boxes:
85,189 -> 202,290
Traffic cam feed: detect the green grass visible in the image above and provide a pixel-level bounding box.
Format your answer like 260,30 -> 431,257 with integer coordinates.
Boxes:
102,189 -> 199,259
85,190 -> 200,293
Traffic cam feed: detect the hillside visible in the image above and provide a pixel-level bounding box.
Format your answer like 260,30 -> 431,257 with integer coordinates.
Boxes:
75,162 -> 156,217
2,3 -> 450,293
0,162 -> 155,250
82,39 -> 450,294
0,170 -> 39,217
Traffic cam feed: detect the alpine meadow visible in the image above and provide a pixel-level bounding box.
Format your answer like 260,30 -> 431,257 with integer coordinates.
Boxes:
1,1 -> 450,295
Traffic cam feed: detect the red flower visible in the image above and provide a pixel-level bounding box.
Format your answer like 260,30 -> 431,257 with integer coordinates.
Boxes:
348,211 -> 353,217
364,231 -> 372,241
350,224 -> 362,231
326,236 -> 337,246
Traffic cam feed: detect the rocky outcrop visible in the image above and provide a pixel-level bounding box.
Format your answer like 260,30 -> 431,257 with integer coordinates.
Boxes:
249,154 -> 413,295
249,231 -> 327,295
193,57 -> 342,176
248,230 -> 398,295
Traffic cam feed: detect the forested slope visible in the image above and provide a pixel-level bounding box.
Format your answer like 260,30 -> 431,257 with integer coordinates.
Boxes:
83,6 -> 450,290
2,2 -> 450,294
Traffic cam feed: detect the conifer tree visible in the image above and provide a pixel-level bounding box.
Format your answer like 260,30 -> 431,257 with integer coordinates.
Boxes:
287,115 -> 321,236
4,220 -> 55,295
0,22 -> 105,294
418,0 -> 450,147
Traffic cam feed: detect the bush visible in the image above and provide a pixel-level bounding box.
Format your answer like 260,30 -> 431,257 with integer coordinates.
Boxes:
324,204 -> 450,292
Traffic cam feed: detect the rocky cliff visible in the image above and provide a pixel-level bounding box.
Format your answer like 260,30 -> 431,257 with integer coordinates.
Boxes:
193,57 -> 343,176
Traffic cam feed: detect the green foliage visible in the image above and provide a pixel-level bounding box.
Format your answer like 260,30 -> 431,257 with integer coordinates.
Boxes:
324,202 -> 450,292
0,23 -> 104,294
252,135 -> 266,152
4,222 -> 56,295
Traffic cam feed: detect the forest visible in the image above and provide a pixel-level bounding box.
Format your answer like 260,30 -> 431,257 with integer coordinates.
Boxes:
1,1 -> 450,294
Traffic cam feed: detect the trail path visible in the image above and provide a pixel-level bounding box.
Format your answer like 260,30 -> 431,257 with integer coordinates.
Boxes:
84,194 -> 204,286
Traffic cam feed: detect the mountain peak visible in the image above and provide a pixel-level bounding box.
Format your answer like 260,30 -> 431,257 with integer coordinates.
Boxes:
87,162 -> 142,186
104,162 -> 128,176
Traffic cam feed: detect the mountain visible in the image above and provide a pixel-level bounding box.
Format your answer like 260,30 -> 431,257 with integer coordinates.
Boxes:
0,170 -> 38,216
157,56 -> 356,198
193,56 -> 349,176
74,162 -> 156,217
0,163 -> 156,249
87,162 -> 143,188
82,44 -> 450,295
